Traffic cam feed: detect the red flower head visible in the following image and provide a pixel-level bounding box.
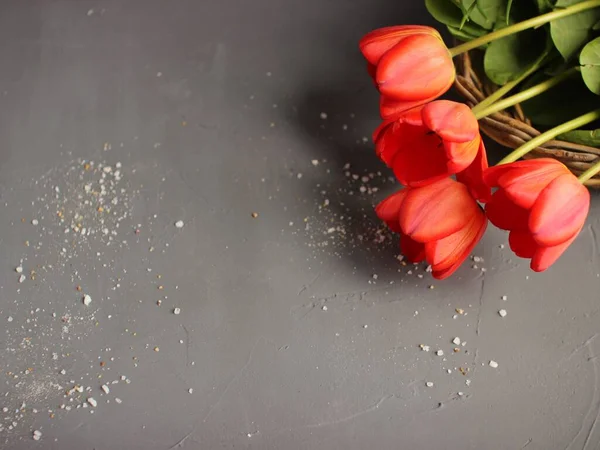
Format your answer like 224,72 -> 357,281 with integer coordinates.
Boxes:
359,25 -> 455,118
376,178 -> 487,280
374,100 -> 490,202
484,159 -> 590,272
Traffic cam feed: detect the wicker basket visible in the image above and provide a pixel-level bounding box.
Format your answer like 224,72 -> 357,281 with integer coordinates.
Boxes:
454,51 -> 600,187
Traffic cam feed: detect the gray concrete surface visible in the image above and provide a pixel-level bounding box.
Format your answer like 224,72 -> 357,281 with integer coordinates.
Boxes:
0,1 -> 599,449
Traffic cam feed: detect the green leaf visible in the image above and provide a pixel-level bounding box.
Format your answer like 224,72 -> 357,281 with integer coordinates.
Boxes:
506,0 -> 514,21
558,128 -> 600,146
484,28 -> 549,85
447,25 -> 488,42
521,71 -> 597,126
550,0 -> 600,60
460,0 -> 506,29
535,0 -> 556,13
580,37 -> 600,94
425,0 -> 488,36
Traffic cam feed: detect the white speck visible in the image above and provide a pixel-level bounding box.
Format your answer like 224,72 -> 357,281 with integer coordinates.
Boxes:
15,266 -> 23,273
363,324 -> 368,329
499,244 -> 505,249
322,305 -> 328,311
473,256 -> 481,263
175,220 -> 184,229
87,397 -> 97,407
436,350 -> 444,356
297,173 -> 303,179
489,360 -> 499,368
319,112 -> 328,120
115,398 -> 122,404
266,71 -> 272,77
60,369 -> 66,375
156,72 -> 162,77
311,159 -> 319,166
327,227 -> 336,234
188,388 -> 194,394
466,379 -> 471,386
501,295 -> 507,301
452,337 -> 461,345
18,275 -> 25,283
372,274 -> 378,280
87,9 -> 94,16
498,309 -> 507,318
426,382 -> 434,387
103,166 -> 112,173
419,344 -> 430,352
173,308 -> 181,315
447,369 -> 452,374
83,295 -> 92,306
7,316 -> 13,322
101,385 -> 110,394
458,391 -> 464,396
33,430 -> 42,441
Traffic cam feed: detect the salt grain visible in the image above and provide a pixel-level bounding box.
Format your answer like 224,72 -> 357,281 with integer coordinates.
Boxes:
83,295 -> 92,306
188,388 -> 194,394
175,220 -> 184,228
311,160 -> 319,166
426,382 -> 434,387
436,350 -> 444,356
452,337 -> 461,345
173,308 -> 181,315
31,219 -> 39,226
322,306 -> 328,311
32,430 -> 42,441
101,385 -> 110,394
319,112 -> 328,120
419,344 -> 430,352
115,398 -> 122,404
489,360 -> 499,368
501,295 -> 507,301
15,266 -> 23,273
87,397 -> 97,407
18,275 -> 25,283
498,309 -> 507,318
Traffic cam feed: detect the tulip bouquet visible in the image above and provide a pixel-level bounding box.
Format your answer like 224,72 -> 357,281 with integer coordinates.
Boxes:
360,0 -> 600,279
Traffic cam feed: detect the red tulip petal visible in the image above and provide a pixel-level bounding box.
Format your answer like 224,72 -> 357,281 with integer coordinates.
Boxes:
483,158 -> 564,189
485,189 -> 529,231
379,95 -> 435,120
422,100 -> 478,143
497,159 -> 568,209
529,173 -> 590,246
399,178 -> 478,242
400,233 -> 426,263
531,231 -> 580,272
375,189 -> 407,233
376,34 -> 454,101
426,210 -> 487,280
508,231 -> 537,258
444,137 -> 480,173
456,139 -> 491,203
359,25 -> 439,65
373,109 -> 425,167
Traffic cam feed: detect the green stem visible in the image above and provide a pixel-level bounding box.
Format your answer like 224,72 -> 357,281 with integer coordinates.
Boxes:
497,108 -> 600,165
449,0 -> 600,57
471,65 -> 537,113
578,159 -> 600,183
472,67 -> 578,120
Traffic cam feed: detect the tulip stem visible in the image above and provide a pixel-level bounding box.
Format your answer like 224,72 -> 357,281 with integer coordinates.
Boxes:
471,67 -> 579,120
578,159 -> 600,183
497,108 -> 600,165
449,0 -> 600,57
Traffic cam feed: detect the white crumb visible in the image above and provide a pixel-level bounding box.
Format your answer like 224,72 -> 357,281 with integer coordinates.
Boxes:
101,385 -> 110,394
426,382 -> 434,387
115,398 -> 122,404
322,305 -> 327,311
498,309 -> 507,318
83,295 -> 92,306
18,275 -> 25,283
188,388 -> 194,394
87,397 -> 97,407
31,219 -> 39,226
452,337 -> 461,345
173,307 -> 181,315
15,266 -> 23,273
419,344 -> 430,352
32,430 -> 42,441
175,220 -> 184,229
436,350 -> 444,356
319,112 -> 328,120
311,160 -> 319,166
489,360 -> 499,369
501,295 -> 507,301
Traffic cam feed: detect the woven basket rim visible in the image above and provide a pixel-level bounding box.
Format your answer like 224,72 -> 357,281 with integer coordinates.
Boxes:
454,51 -> 600,187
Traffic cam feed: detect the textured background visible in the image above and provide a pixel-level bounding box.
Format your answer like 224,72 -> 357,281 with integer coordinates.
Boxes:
0,1 -> 599,449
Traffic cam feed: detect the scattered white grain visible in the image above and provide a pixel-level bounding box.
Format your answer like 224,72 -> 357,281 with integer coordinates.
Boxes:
372,274 -> 378,280
101,385 -> 110,394
452,337 -> 461,345
322,305 -> 328,311
173,307 -> 181,315
32,430 -> 42,441
311,159 -> 319,166
31,219 -> 39,226
489,360 -> 499,369
498,309 -> 507,318
115,398 -> 122,404
7,316 -> 13,323
426,382 -> 434,387
87,397 -> 97,407
15,266 -> 23,273
83,295 -> 92,306
319,112 -> 328,120
501,295 -> 507,301
18,275 -> 25,283
175,220 -> 184,229
436,350 -> 444,356
419,344 -> 430,352
188,388 -> 194,394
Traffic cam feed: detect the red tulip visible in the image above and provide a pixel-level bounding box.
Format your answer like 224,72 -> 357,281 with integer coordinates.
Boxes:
374,100 -> 490,201
359,25 -> 455,118
376,178 -> 487,279
484,158 -> 590,272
